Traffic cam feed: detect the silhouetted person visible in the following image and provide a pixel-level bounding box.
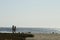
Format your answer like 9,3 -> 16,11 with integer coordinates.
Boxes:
12,25 -> 16,33
12,25 -> 14,33
14,26 -> 16,33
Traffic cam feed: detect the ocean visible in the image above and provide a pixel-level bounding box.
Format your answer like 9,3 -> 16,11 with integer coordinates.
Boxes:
0,27 -> 60,33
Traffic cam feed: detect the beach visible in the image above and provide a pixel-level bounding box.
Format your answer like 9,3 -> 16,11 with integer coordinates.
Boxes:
26,33 -> 60,40
0,31 -> 60,40
0,28 -> 60,40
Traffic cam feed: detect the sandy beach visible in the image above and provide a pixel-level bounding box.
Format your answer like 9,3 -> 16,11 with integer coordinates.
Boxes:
26,33 -> 60,40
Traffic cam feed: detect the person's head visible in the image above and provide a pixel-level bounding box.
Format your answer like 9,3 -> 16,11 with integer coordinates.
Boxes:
12,25 -> 14,28
15,26 -> 16,28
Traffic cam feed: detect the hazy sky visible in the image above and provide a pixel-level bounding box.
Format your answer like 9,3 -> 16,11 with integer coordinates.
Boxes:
0,0 -> 60,28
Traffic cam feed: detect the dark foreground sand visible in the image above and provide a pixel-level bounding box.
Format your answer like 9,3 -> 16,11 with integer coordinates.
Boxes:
26,33 -> 60,40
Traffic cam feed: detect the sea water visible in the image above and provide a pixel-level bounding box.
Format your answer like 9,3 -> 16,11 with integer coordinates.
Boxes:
0,27 -> 60,33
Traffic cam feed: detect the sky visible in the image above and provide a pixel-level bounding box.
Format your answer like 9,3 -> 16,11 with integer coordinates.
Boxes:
0,0 -> 60,28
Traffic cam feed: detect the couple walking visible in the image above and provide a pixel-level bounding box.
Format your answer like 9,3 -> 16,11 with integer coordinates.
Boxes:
12,25 -> 16,33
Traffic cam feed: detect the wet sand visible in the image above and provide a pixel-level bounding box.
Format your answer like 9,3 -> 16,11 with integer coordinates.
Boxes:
26,33 -> 60,40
